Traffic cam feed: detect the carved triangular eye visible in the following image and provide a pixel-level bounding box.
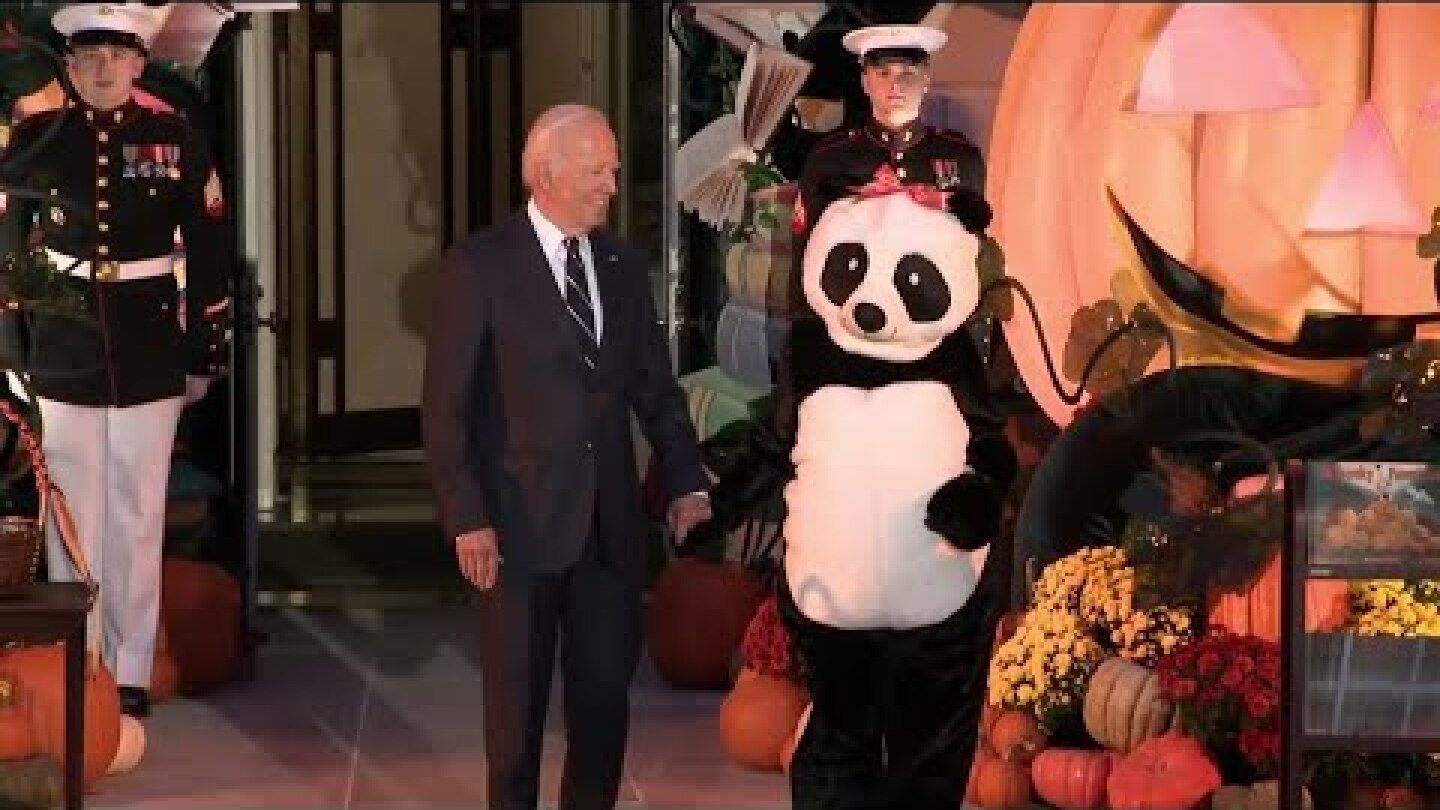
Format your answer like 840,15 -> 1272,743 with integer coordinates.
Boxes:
1134,3 -> 1314,114
1305,101 -> 1426,236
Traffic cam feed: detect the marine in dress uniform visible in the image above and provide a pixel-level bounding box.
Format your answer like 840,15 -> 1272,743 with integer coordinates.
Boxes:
0,3 -> 230,718
775,24 -> 988,439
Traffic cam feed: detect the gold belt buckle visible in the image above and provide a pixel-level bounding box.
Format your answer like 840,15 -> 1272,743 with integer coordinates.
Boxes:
93,261 -> 119,281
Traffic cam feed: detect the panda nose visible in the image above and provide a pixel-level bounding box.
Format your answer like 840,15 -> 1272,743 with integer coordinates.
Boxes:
853,302 -> 886,334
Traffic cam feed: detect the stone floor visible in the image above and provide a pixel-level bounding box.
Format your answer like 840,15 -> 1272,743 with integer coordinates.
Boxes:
82,457 -> 1004,809
87,602 -> 793,810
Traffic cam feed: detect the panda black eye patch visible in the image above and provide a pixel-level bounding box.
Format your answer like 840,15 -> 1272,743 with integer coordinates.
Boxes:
894,254 -> 950,323
822,243 -> 869,306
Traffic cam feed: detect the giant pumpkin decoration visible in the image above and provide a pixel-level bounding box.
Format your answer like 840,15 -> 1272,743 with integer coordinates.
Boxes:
989,3 -> 1440,428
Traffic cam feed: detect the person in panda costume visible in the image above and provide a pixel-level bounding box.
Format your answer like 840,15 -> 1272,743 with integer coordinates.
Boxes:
776,163 -> 1017,810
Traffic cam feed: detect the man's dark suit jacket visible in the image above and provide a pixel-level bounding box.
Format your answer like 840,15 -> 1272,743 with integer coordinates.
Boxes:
422,210 -> 710,582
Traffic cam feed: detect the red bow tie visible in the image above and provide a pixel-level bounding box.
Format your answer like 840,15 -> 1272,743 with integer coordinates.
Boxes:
851,165 -> 948,211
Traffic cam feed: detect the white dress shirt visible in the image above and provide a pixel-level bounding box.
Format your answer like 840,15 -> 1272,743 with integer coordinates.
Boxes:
527,198 -> 604,343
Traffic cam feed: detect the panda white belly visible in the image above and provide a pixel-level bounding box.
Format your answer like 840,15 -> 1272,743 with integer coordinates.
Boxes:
783,381 -> 989,630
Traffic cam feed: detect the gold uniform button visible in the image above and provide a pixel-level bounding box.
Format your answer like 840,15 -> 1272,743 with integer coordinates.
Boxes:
97,178 -> 108,188
97,131 -> 109,143
896,167 -> 907,179
98,222 -> 109,232
896,152 -> 904,161
98,201 -> 110,211
96,245 -> 109,256
95,261 -> 119,281
98,155 -> 109,166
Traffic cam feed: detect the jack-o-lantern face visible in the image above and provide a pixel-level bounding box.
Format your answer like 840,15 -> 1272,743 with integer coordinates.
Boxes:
988,3 -> 1440,426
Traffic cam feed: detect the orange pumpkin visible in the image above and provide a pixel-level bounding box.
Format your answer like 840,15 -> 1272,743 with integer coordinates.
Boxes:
989,709 -> 1047,765
161,558 -> 244,694
0,645 -> 121,792
989,3 -> 1440,429
0,675 -> 32,760
717,672 -> 808,772
1031,748 -> 1118,810
1206,551 -> 1350,642
646,558 -> 766,690
971,746 -> 1033,809
1106,731 -> 1222,809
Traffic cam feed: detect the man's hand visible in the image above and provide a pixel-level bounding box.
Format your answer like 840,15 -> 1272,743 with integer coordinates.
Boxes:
667,492 -> 712,545
455,528 -> 502,590
184,375 -> 212,405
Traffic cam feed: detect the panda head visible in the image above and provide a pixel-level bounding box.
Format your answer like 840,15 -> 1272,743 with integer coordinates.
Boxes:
802,183 -> 993,363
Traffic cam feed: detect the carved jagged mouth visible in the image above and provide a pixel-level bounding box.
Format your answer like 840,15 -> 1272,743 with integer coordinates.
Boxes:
1116,201 -> 1440,359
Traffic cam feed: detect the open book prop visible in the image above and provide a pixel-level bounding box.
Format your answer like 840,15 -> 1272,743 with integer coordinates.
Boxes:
690,3 -> 825,53
675,42 -> 812,230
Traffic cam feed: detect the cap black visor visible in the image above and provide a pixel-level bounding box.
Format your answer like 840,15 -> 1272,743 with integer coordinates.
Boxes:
68,29 -> 146,54
861,47 -> 929,66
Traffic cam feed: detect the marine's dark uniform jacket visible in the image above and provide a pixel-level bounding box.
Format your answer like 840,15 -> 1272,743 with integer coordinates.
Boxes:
791,118 -> 985,251
0,98 -> 231,407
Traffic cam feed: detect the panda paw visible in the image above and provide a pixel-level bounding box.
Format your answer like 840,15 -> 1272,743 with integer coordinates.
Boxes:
925,473 -> 1003,551
946,188 -> 993,235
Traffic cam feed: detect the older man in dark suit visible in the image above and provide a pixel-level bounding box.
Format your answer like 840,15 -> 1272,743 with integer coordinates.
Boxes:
422,103 -> 712,810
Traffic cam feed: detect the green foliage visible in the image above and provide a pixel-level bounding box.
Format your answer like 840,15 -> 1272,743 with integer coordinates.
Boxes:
2,247 -> 86,322
1357,339 -> 1440,452
0,4 -> 67,104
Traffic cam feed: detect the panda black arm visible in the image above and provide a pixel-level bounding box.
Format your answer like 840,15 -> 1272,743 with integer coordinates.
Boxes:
924,332 -> 1018,550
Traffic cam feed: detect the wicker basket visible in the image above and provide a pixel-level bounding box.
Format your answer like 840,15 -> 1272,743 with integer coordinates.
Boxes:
0,516 -> 41,593
0,399 -> 94,601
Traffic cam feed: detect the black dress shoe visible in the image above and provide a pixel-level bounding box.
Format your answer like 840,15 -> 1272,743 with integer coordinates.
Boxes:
118,686 -> 150,718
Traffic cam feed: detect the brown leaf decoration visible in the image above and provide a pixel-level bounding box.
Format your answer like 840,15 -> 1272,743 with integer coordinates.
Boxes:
1062,298 -> 1163,396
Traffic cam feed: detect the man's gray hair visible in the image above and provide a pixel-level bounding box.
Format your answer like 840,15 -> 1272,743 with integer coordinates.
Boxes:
521,103 -> 610,192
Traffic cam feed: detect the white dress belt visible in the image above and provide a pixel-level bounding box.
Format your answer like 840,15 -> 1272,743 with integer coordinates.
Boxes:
46,249 -> 173,282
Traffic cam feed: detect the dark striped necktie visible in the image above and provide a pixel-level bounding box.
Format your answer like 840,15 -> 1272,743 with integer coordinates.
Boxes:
562,236 -> 598,370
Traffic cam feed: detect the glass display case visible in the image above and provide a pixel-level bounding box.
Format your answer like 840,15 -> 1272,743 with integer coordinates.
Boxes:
1281,459 -> 1440,809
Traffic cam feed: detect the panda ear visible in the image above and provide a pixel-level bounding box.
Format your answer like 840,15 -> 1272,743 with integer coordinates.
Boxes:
946,189 -> 993,235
